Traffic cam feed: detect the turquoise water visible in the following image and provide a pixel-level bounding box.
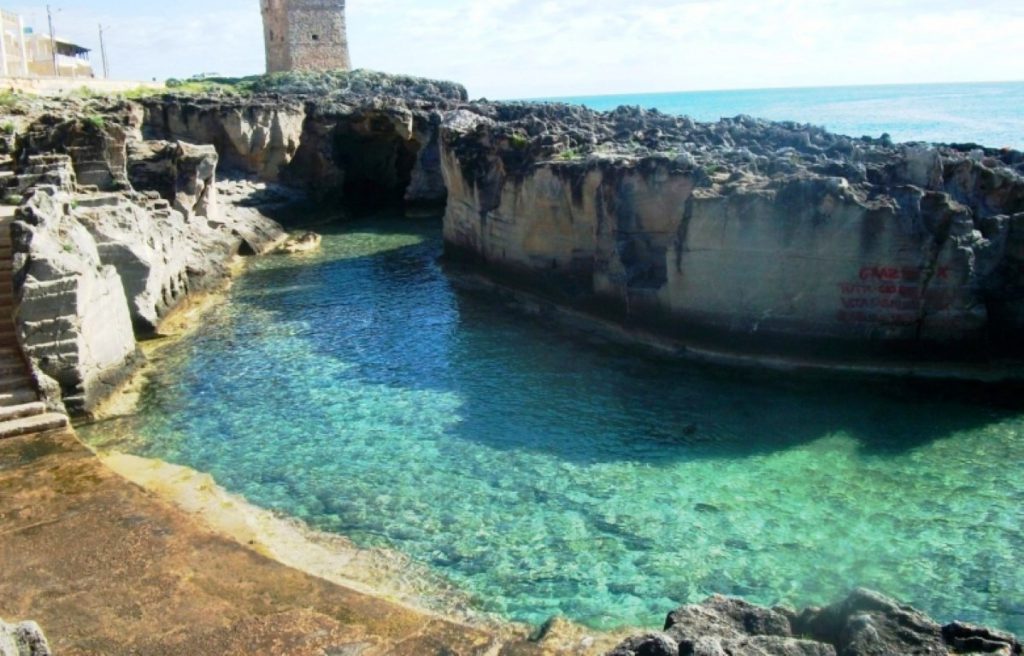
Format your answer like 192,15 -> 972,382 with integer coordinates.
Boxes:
536,81 -> 1024,149
81,217 -> 1024,633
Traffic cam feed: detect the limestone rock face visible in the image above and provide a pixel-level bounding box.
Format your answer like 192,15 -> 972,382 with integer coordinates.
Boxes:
9,152 -> 287,414
12,183 -> 141,416
608,590 -> 1022,656
127,140 -> 219,219
73,193 -> 194,333
142,99 -> 306,180
21,114 -> 132,190
439,106 -> 1024,367
142,96 -> 448,207
0,618 -> 50,656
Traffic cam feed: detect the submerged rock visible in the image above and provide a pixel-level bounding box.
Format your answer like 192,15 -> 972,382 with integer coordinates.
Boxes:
609,589 -> 1023,656
278,231 -> 322,254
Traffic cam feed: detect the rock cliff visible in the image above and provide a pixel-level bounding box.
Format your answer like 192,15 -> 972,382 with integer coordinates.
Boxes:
439,104 -> 1024,368
609,589 -> 1022,656
5,102 -> 288,415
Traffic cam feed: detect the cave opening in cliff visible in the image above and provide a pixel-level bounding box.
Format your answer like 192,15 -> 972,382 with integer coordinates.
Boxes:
331,124 -> 424,211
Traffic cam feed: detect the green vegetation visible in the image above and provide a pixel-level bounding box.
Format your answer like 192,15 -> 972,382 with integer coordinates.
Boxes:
164,77 -> 241,96
509,132 -> 529,149
120,85 -> 165,100
1,193 -> 23,206
0,90 -> 21,109
71,86 -> 102,99
557,148 -> 580,161
83,114 -> 106,130
1,121 -> 15,135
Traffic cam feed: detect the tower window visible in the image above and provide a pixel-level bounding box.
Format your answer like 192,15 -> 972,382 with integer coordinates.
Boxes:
311,34 -> 319,41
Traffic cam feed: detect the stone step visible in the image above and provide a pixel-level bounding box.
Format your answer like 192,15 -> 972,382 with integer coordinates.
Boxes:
0,359 -> 25,376
0,412 -> 68,440
0,373 -> 32,392
0,401 -> 45,422
0,389 -> 38,406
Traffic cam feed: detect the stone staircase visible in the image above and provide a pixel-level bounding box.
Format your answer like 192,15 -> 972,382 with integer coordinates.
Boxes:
0,156 -> 70,440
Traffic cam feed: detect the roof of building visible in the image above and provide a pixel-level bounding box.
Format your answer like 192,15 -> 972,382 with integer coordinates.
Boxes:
53,37 -> 90,54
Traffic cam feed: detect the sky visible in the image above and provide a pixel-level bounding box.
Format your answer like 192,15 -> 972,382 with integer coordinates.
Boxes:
6,0 -> 1024,99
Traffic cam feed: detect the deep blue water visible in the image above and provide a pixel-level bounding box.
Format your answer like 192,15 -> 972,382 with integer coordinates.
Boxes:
535,81 -> 1024,148
81,218 -> 1024,633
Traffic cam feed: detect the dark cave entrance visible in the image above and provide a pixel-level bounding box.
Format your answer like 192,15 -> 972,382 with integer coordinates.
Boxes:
333,130 -> 418,208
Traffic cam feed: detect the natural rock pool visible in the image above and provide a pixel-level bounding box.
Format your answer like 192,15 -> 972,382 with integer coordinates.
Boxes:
81,215 -> 1024,633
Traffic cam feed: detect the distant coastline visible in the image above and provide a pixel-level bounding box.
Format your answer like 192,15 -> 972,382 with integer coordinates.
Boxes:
527,80 -> 1024,147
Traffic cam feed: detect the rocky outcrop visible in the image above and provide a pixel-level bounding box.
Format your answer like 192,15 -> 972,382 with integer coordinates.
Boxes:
439,105 -> 1024,367
19,109 -> 141,191
0,618 -> 50,656
609,589 -> 1022,656
9,143 -> 286,414
142,94 -> 449,207
141,97 -> 307,180
12,168 -> 141,415
127,140 -> 218,219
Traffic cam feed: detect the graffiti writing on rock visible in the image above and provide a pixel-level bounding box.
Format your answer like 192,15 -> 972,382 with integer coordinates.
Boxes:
837,265 -> 957,326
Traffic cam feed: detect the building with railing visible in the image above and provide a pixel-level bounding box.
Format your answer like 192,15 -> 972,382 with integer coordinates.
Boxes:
0,8 -> 94,78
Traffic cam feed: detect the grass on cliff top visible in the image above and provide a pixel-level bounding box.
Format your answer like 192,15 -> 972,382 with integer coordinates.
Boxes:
145,69 -> 468,102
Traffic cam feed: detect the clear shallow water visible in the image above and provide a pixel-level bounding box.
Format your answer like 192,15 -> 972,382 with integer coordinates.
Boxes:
82,217 -> 1024,632
536,81 -> 1024,149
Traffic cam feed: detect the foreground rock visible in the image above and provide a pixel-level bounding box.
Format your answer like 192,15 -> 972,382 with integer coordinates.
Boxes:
0,618 -> 50,656
609,589 -> 1022,656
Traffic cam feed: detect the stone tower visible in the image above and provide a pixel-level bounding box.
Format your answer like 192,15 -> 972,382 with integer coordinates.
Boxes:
261,0 -> 351,73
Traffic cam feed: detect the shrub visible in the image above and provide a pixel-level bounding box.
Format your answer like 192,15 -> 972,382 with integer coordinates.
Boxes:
83,114 -> 105,130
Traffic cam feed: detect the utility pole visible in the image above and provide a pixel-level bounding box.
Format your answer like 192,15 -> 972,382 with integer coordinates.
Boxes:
98,23 -> 109,78
47,5 -> 58,78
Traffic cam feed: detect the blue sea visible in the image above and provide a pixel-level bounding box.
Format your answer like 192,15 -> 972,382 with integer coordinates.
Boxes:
535,81 -> 1024,149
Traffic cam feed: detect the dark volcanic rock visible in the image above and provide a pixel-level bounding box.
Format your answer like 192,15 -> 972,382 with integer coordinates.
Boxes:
610,590 -> 1022,656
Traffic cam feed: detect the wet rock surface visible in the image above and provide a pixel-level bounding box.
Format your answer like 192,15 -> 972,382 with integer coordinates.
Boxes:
609,590 -> 1022,656
0,430 -> 603,656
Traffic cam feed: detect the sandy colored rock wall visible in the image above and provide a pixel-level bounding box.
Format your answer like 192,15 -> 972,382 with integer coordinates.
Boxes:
440,114 -> 1024,362
142,100 -> 306,181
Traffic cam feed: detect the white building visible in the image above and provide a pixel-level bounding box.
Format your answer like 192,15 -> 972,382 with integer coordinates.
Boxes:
0,8 -> 94,78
